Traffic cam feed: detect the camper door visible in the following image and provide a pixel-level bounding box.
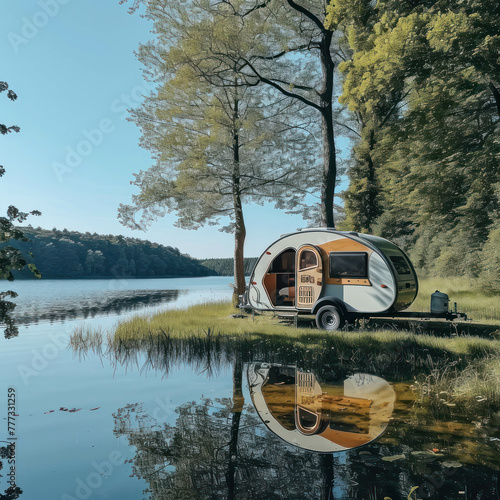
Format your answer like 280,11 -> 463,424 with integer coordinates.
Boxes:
296,245 -> 323,308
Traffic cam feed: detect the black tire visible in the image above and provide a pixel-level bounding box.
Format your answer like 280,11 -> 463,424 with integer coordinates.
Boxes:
315,305 -> 343,331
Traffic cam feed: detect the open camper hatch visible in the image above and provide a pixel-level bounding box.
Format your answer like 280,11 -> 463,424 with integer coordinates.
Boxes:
240,228 -> 467,330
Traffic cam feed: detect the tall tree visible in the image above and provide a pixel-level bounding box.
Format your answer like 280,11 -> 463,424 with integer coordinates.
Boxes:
119,0 -> 316,300
326,0 -> 418,233
0,81 -> 40,339
234,0 -> 344,228
327,0 -> 499,281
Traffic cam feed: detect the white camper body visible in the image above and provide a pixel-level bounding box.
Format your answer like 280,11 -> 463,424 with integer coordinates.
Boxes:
245,229 -> 418,329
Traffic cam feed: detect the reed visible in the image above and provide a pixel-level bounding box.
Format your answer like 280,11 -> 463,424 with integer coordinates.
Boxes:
69,282 -> 500,406
70,299 -> 500,356
69,324 -> 107,354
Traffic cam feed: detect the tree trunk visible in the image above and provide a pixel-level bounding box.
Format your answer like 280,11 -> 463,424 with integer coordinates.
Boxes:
320,107 -> 336,228
321,453 -> 335,500
233,200 -> 246,304
226,359 -> 244,499
366,128 -> 378,232
319,30 -> 337,229
232,97 -> 247,306
489,82 -> 500,119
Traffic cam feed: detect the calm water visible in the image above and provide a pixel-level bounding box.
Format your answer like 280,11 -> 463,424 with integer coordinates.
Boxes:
0,278 -> 499,499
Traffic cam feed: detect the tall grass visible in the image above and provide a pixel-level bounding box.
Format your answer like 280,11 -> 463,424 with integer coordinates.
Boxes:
69,324 -> 107,354
69,277 -> 500,407
70,306 -> 500,408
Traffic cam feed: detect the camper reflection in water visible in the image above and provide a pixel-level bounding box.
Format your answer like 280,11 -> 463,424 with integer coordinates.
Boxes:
248,363 -> 395,453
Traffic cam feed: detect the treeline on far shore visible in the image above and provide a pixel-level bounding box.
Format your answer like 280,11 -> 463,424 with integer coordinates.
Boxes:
9,227 -> 217,279
198,258 -> 258,277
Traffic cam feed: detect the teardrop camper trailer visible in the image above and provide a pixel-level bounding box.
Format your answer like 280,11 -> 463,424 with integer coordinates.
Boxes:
242,228 -> 465,330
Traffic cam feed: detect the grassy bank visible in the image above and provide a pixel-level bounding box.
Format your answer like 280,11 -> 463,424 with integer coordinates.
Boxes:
101,276 -> 499,343
71,303 -> 500,407
70,277 -> 499,406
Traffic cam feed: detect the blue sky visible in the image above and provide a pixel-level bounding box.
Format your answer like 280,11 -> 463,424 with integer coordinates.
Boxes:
1,1 -> 346,259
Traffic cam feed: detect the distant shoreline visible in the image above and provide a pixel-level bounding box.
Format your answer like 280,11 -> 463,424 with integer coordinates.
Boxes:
8,274 -> 224,281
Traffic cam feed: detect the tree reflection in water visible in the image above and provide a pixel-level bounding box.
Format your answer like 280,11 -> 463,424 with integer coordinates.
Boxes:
113,367 -> 337,499
12,289 -> 183,326
0,444 -> 22,499
77,333 -> 500,499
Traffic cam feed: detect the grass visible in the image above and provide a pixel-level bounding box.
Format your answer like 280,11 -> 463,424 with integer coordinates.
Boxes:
69,277 -> 500,407
70,324 -> 106,353
70,300 -> 500,404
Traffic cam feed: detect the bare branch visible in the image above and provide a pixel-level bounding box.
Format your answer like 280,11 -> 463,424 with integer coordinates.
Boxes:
240,59 -> 323,111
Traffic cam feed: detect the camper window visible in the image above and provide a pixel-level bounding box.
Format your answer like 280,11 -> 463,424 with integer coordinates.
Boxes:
389,255 -> 411,275
299,250 -> 317,270
270,249 -> 295,273
329,252 -> 368,278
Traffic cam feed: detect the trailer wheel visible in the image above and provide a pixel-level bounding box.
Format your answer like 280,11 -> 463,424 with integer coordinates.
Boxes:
315,305 -> 343,331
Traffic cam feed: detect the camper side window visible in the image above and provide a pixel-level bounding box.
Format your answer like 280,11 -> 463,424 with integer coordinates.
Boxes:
329,252 -> 368,278
389,255 -> 411,275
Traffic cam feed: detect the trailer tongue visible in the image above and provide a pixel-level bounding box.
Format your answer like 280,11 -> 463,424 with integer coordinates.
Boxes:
363,291 -> 468,322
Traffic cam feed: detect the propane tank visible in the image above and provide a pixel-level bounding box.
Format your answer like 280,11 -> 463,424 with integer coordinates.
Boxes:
431,290 -> 449,314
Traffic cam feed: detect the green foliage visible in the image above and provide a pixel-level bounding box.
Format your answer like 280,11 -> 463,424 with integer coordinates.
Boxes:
119,0 -> 316,298
8,227 -> 214,279
478,219 -> 500,293
330,0 -> 500,281
1,81 -> 41,339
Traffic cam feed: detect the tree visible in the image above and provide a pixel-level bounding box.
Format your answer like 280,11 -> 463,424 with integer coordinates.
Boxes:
112,368 -> 334,499
327,0 -> 499,280
0,81 -> 40,339
325,0 -> 418,233
231,0 -> 345,228
118,0 -> 316,300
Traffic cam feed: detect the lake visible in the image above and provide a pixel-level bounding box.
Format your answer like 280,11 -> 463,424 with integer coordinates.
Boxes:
0,277 -> 499,499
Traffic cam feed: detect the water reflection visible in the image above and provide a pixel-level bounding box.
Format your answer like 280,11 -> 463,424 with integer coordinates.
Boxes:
111,359 -> 500,500
248,364 -> 395,452
74,333 -> 500,499
12,288 -> 183,325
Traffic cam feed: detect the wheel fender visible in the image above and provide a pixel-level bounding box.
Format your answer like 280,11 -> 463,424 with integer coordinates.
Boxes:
312,297 -> 348,318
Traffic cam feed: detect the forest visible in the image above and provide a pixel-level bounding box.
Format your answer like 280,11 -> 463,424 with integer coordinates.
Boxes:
9,227 -> 215,279
199,258 -> 258,277
329,0 -> 499,291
